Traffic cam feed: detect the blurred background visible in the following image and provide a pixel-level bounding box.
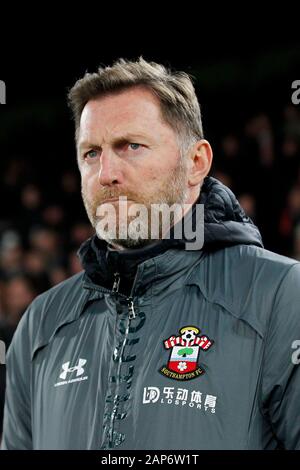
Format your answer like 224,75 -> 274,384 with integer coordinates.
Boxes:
0,27 -> 300,437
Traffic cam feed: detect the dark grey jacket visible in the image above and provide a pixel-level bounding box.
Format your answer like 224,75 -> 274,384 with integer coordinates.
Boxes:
2,177 -> 300,449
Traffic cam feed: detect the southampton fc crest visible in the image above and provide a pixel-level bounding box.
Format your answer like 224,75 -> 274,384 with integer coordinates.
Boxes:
159,326 -> 214,381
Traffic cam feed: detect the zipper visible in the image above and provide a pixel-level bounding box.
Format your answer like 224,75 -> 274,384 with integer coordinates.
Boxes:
84,269 -> 142,446
112,272 -> 120,293
83,273 -> 127,299
112,272 -> 136,319
83,264 -> 141,300
107,272 -> 137,446
84,272 -> 138,321
127,298 -> 136,320
85,272 -> 139,446
108,293 -> 137,446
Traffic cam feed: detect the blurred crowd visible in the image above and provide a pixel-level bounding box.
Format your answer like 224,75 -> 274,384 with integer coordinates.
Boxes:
0,102 -> 300,435
0,168 -> 95,343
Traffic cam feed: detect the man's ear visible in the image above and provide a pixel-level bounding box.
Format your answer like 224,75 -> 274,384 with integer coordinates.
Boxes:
188,140 -> 213,186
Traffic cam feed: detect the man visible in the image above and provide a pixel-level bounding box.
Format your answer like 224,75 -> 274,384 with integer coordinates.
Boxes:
2,58 -> 300,450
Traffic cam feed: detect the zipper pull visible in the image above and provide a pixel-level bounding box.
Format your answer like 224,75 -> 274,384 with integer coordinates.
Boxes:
112,272 -> 120,293
128,298 -> 137,320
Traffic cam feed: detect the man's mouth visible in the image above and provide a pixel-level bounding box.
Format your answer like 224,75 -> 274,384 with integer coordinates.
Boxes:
102,198 -> 120,203
101,197 -> 134,204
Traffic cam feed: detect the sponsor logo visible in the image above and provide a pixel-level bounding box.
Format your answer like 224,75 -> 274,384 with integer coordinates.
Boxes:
54,358 -> 88,387
143,386 -> 217,413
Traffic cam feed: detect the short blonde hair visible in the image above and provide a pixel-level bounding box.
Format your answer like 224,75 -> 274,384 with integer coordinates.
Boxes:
68,57 -> 204,150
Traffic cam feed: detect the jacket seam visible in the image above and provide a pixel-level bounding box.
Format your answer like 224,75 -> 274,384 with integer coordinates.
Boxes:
31,288 -> 92,360
190,283 -> 264,338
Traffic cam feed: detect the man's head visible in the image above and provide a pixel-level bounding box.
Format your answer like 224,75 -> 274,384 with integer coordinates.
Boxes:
68,58 -> 212,249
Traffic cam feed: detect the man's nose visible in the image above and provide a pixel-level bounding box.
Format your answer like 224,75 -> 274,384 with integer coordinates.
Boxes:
98,151 -> 123,186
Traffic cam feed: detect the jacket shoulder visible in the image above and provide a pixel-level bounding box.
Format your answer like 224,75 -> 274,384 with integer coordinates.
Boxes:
192,245 -> 300,337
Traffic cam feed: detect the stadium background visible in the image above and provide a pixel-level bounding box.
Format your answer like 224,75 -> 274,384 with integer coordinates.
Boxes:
1,35 -> 300,438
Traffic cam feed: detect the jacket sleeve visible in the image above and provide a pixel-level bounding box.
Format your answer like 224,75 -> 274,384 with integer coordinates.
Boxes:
1,308 -> 32,450
260,262 -> 300,449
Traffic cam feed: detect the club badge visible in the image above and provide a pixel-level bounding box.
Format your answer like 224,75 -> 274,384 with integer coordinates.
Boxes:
160,326 -> 214,381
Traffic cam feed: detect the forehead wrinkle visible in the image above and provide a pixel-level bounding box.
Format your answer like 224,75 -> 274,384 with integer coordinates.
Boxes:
78,129 -> 155,151
78,90 -> 178,151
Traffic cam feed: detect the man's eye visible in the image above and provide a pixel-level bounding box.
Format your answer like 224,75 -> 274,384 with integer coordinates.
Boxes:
85,150 -> 98,159
129,143 -> 140,150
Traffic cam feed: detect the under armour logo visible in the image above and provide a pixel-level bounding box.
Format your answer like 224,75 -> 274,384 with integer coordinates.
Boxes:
59,358 -> 87,380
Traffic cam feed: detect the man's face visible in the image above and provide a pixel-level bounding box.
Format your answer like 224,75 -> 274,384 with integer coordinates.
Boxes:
77,87 -> 191,249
